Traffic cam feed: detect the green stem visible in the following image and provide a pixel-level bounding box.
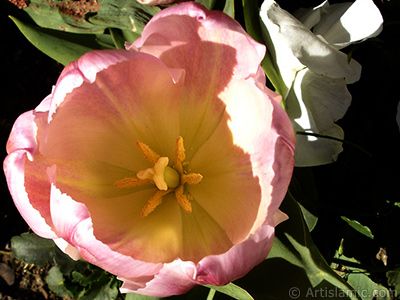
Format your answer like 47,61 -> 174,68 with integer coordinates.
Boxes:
295,131 -> 372,157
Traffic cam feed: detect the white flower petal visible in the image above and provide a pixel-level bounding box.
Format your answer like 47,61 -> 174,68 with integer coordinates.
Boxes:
293,124 -> 345,166
313,0 -> 383,49
260,0 -> 361,85
286,68 -> 351,166
294,0 -> 329,30
260,0 -> 305,98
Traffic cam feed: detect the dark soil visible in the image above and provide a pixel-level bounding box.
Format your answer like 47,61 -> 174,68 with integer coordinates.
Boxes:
1,1 -> 63,298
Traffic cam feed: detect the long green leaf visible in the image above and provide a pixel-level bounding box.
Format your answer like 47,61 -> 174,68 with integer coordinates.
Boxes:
10,16 -> 110,65
232,194 -> 361,300
341,217 -> 374,240
206,283 -> 254,300
242,0 -> 286,98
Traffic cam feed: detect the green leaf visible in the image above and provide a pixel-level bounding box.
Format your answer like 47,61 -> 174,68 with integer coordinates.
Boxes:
125,293 -> 161,300
341,217 -> 374,239
223,0 -> 235,18
206,288 -> 216,300
79,276 -> 119,300
233,194 -> 361,300
22,0 -> 104,33
289,168 -> 319,231
11,232 -> 56,266
54,246 -> 88,276
242,0 -> 285,98
195,0 -> 218,10
10,16 -> 109,65
89,0 -> 160,34
206,283 -> 254,300
109,28 -> 127,49
336,257 -> 392,300
46,266 -> 74,298
348,273 -> 391,300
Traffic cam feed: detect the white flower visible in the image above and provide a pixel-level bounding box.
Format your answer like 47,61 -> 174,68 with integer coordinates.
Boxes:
260,0 -> 383,166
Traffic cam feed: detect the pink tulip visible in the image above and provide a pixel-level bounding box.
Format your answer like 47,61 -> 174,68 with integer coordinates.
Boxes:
4,2 -> 295,297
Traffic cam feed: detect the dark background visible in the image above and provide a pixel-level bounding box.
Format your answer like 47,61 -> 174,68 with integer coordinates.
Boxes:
1,0 -> 400,298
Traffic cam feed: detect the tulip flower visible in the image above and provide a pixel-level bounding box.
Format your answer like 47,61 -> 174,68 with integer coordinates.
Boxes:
4,2 -> 295,297
260,0 -> 383,166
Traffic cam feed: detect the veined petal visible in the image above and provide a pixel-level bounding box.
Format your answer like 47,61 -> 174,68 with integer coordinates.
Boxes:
218,77 -> 295,230
287,68 -> 352,133
40,53 -> 183,169
294,124 -> 345,167
4,151 -> 56,239
47,170 -> 164,279
132,2 -> 265,86
286,68 -> 351,166
48,50 -> 147,122
4,110 -> 56,239
185,77 -> 294,259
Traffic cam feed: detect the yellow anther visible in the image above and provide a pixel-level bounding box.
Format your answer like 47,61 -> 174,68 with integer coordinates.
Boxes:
182,173 -> 203,185
114,177 -> 152,188
174,185 -> 192,213
141,190 -> 173,217
136,141 -> 160,165
174,136 -> 185,173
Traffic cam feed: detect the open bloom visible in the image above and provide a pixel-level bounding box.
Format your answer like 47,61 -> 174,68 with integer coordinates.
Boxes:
260,0 -> 382,166
4,2 -> 295,297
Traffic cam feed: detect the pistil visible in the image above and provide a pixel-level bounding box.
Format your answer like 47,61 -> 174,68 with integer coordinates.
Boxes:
114,136 -> 202,216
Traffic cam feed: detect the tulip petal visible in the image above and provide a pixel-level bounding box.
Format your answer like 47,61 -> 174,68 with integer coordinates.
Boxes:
4,151 -> 56,239
294,1 -> 329,30
47,166 -> 164,279
185,77 -> 294,270
286,68 -> 351,166
260,0 -> 361,90
313,0 -> 383,49
47,50 -> 153,122
196,222 -> 276,286
40,53 -> 183,169
121,260 -> 197,297
4,110 -> 57,239
134,2 -> 265,81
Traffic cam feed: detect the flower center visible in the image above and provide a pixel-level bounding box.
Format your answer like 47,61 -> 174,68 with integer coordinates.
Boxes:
136,157 -> 180,190
114,136 -> 203,217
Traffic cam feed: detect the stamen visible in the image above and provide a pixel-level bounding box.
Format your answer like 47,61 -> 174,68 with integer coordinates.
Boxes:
141,190 -> 173,217
174,136 -> 185,173
136,141 -> 160,165
115,136 -> 201,216
114,177 -> 152,188
182,173 -> 203,185
175,185 -> 192,213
